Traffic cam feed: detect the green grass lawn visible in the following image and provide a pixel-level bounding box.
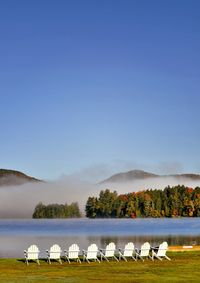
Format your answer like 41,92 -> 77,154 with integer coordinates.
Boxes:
0,252 -> 199,283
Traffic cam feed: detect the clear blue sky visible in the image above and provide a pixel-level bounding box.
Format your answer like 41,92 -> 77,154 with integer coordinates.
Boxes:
0,0 -> 200,180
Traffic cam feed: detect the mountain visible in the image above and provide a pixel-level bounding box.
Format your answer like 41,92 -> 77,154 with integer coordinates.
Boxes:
101,170 -> 158,183
101,170 -> 200,183
0,169 -> 41,187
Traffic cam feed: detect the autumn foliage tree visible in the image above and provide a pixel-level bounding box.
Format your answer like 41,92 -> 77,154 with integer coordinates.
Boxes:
85,186 -> 200,218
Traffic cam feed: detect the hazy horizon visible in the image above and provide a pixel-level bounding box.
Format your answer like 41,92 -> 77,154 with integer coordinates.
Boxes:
0,172 -> 200,218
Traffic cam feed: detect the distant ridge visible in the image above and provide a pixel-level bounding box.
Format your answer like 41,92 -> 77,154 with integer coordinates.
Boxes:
0,169 -> 41,187
101,169 -> 200,183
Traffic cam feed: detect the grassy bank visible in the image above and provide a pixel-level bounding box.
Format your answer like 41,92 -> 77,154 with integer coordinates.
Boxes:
0,252 -> 200,282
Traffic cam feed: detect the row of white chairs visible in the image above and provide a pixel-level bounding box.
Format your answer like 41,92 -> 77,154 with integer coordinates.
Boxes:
24,241 -> 170,265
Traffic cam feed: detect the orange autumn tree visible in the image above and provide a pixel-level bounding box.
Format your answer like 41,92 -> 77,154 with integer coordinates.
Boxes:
85,186 -> 200,218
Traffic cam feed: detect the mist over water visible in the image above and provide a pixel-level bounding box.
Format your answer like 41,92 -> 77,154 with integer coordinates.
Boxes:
102,177 -> 200,195
0,177 -> 95,218
0,174 -> 200,218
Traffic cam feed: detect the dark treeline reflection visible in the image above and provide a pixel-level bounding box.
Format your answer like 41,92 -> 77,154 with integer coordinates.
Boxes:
87,235 -> 200,249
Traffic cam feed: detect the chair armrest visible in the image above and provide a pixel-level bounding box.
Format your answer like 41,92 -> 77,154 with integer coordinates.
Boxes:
151,246 -> 159,251
24,250 -> 39,254
100,248 -> 105,252
118,248 -> 125,252
134,249 -> 140,256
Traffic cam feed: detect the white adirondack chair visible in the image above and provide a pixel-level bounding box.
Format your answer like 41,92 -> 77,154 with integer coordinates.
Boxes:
100,242 -> 119,262
24,244 -> 40,265
46,244 -> 62,264
65,244 -> 81,263
152,242 -> 171,261
83,243 -> 100,263
135,242 -> 153,261
118,242 -> 136,261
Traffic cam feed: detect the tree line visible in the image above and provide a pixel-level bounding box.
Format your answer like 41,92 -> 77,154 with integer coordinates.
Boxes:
32,202 -> 81,218
85,185 -> 200,218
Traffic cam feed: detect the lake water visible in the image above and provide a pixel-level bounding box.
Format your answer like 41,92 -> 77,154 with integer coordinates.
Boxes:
0,218 -> 200,258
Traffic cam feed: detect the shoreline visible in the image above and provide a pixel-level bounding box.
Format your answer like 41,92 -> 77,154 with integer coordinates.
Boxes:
169,245 -> 200,251
0,247 -> 199,259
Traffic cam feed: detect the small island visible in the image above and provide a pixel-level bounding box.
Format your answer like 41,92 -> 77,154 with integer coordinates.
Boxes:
32,202 -> 81,218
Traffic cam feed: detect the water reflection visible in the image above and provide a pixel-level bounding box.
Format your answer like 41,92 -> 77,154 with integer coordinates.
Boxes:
88,235 -> 200,249
0,234 -> 199,258
0,218 -> 200,257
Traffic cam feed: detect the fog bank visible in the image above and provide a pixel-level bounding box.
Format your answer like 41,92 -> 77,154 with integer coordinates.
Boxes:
0,177 -> 96,218
0,176 -> 200,218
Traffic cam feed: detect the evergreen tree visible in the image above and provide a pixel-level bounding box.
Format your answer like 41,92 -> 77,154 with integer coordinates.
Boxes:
85,186 -> 200,218
32,202 -> 81,218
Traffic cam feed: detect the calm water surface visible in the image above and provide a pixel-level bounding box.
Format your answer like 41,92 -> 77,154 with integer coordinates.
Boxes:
0,218 -> 200,257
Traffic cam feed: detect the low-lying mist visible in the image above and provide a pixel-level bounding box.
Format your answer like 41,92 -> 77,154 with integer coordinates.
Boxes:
0,176 -> 200,218
102,177 -> 200,195
0,177 -> 94,218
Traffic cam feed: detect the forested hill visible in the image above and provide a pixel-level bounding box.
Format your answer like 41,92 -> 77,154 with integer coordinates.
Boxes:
0,169 -> 41,187
101,170 -> 200,183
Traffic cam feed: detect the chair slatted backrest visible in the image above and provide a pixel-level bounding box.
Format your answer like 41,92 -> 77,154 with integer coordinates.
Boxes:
123,242 -> 134,257
87,244 -> 98,259
68,244 -> 80,259
157,242 -> 168,257
140,242 -> 150,257
105,242 -> 116,257
49,244 -> 62,259
27,245 -> 39,260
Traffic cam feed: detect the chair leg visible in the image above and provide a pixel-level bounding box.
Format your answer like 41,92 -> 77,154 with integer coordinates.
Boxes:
78,258 -> 81,263
149,255 -> 154,261
136,253 -> 144,261
101,254 -> 109,262
66,257 -> 70,264
165,255 -> 171,261
96,257 -> 100,263
153,254 -> 161,261
119,252 -> 125,261
132,256 -> 137,261
140,256 -> 144,262
121,255 -> 127,262
114,255 -> 119,262
37,259 -> 40,265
